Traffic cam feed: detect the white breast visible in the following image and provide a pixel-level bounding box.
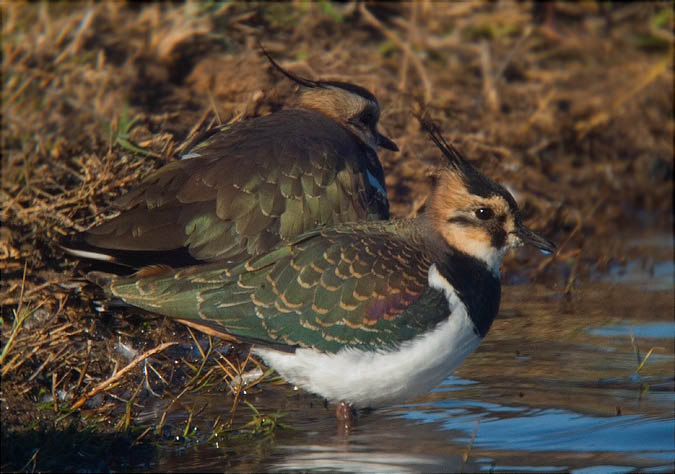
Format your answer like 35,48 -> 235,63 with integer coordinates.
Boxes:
253,264 -> 482,408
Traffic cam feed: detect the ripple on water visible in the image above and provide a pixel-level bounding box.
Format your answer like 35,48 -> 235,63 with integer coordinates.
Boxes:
587,322 -> 675,339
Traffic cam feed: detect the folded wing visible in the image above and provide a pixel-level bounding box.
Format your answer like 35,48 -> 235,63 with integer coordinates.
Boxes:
97,221 -> 450,353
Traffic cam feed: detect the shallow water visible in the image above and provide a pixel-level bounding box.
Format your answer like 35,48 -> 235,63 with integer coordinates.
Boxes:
139,234 -> 674,473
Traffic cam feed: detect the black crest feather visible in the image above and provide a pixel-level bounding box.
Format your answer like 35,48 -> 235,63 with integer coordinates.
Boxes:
258,42 -> 378,103
416,115 -> 518,207
258,42 -> 322,89
417,115 -> 467,171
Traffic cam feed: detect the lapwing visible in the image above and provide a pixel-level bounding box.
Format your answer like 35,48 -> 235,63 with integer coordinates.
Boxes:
64,51 -> 398,267
87,119 -> 555,410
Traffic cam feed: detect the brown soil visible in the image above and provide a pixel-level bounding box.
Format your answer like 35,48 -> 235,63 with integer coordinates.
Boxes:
1,2 -> 673,470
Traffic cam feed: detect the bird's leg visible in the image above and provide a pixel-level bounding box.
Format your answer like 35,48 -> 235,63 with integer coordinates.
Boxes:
335,400 -> 357,435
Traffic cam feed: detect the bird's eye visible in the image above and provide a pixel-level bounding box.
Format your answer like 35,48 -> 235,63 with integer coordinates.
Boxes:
475,207 -> 494,220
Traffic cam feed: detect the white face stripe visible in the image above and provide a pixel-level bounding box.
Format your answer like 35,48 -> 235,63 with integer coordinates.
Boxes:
468,231 -> 522,277
456,240 -> 505,277
254,264 -> 482,408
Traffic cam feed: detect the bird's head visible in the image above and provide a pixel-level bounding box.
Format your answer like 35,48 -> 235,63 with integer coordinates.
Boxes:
262,49 -> 398,153
421,119 -> 555,274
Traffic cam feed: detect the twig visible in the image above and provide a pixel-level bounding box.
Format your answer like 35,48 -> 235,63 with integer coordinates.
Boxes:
563,252 -> 580,295
398,3 -> 418,92
460,420 -> 480,471
495,25 -> 533,80
480,41 -> 499,113
517,89 -> 556,138
73,340 -> 92,393
19,448 -> 39,473
207,89 -> 222,125
54,9 -> 96,66
26,345 -> 68,382
0,262 -> 37,368
155,384 -> 192,436
71,341 -> 177,410
51,371 -> 60,412
359,3 -> 432,104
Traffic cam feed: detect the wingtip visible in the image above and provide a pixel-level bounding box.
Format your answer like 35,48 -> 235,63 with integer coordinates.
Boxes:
59,234 -> 128,264
60,243 -> 117,263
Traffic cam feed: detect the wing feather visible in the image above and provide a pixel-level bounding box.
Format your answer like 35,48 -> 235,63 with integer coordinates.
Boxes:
103,221 -> 449,352
81,109 -> 389,264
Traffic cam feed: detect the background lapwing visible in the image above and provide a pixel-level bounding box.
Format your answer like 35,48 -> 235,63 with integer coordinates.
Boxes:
63,51 -> 398,268
86,119 -> 555,411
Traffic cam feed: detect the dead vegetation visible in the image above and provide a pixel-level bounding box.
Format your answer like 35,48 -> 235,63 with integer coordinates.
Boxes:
1,2 -> 673,470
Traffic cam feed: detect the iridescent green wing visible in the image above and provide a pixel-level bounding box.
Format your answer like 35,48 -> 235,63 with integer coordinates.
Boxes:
85,110 -> 388,263
102,220 -> 449,352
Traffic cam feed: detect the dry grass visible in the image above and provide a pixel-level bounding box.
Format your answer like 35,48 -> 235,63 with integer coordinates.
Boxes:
1,1 -> 673,470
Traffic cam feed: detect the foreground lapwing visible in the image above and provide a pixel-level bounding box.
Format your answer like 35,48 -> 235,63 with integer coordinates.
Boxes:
87,118 -> 555,413
65,51 -> 397,267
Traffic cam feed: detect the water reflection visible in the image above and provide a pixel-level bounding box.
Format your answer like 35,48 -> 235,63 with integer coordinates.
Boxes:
269,445 -> 459,472
259,377 -> 673,472
403,400 -> 673,456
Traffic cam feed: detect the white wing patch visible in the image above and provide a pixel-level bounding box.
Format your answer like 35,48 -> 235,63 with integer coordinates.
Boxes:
180,152 -> 201,160
61,247 -> 114,262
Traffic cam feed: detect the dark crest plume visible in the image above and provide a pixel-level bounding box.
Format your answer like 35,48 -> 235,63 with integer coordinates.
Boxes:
258,42 -> 378,103
417,115 -> 468,172
416,114 -> 517,204
258,42 -> 322,89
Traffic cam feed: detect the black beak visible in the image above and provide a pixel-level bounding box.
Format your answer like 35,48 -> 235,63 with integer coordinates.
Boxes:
517,224 -> 556,255
376,132 -> 399,152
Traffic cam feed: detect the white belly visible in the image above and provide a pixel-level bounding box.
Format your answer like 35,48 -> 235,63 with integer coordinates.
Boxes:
253,264 -> 483,408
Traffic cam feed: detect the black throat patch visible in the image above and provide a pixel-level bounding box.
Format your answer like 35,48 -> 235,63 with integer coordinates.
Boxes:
436,250 -> 501,338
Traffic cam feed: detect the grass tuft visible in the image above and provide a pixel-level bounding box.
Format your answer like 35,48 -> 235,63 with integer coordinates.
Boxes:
100,105 -> 157,157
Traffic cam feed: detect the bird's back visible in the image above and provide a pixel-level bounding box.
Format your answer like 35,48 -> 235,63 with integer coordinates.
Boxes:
82,109 -> 389,265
